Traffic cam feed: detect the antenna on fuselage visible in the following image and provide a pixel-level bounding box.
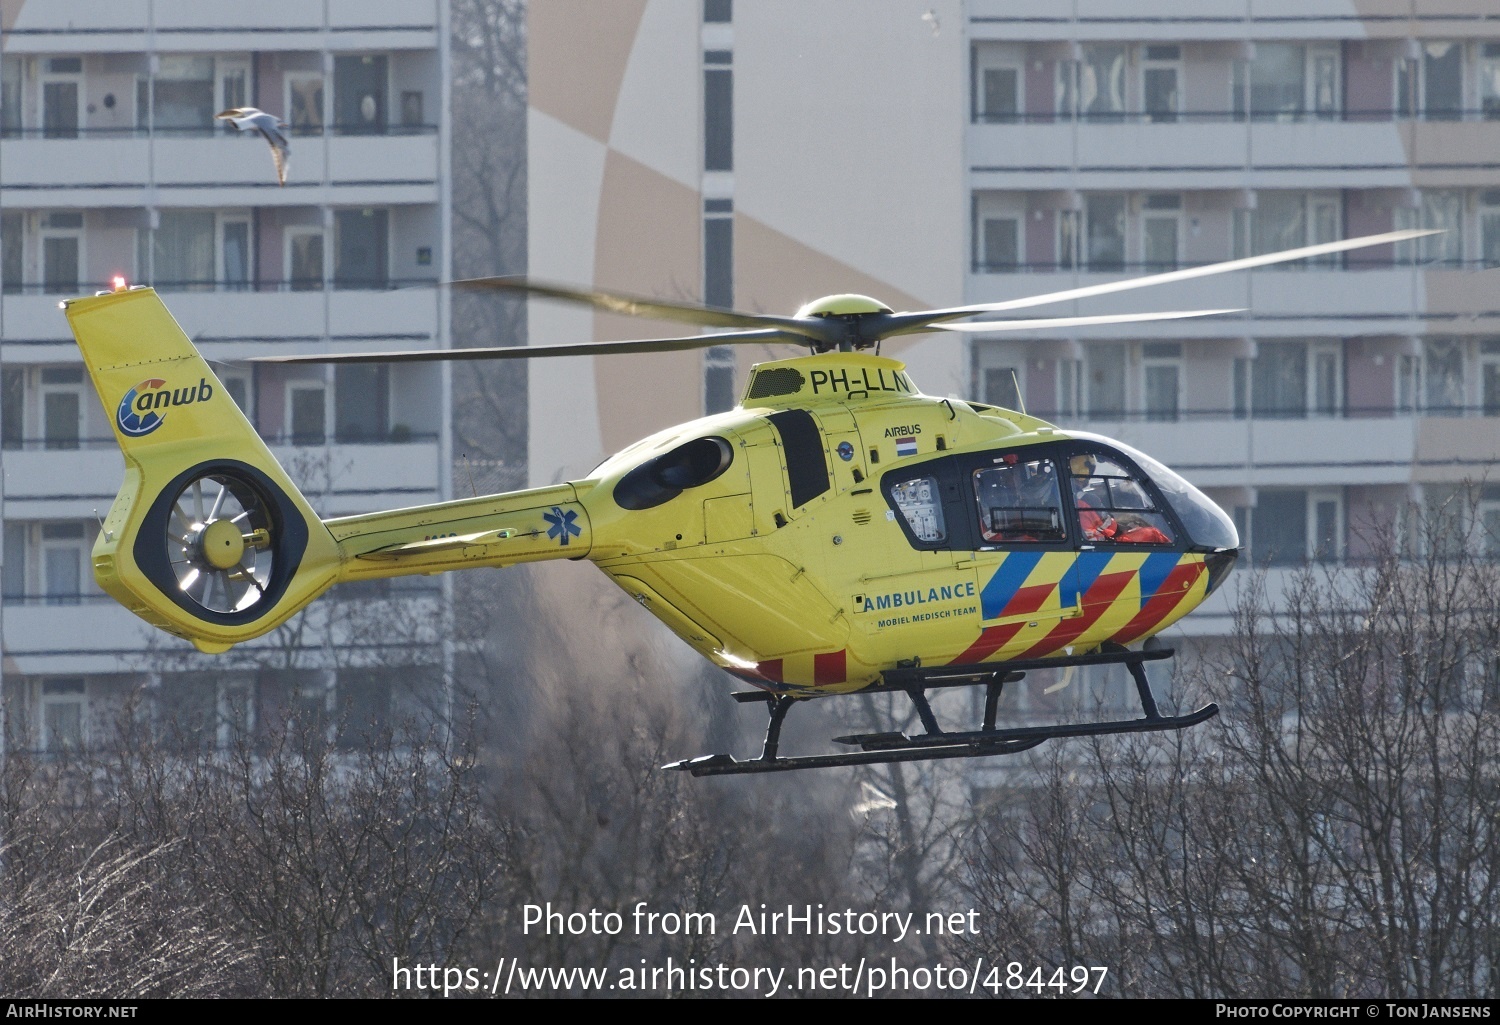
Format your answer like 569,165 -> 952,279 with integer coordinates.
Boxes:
1011,368 -> 1027,416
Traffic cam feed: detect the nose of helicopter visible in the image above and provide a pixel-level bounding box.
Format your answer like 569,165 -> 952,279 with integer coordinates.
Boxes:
1203,548 -> 1239,596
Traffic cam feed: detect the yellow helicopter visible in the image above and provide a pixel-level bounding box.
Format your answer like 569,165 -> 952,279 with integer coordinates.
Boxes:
63,229 -> 1428,774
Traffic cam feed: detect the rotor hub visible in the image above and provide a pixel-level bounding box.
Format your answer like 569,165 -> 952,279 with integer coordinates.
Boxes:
199,517 -> 247,569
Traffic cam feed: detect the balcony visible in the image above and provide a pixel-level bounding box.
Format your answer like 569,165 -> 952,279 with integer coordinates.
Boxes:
963,266 -> 1428,332
0,130 -> 439,206
270,440 -> 444,516
969,118 -> 1418,191
1,600 -> 157,674
1,285 -> 439,348
3,445 -> 126,520
0,589 -> 445,675
1065,414 -> 1421,490
2,0 -> 438,48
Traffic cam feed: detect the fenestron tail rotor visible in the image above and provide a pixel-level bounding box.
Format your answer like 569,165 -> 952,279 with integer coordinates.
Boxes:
166,472 -> 275,615
251,228 -> 1439,366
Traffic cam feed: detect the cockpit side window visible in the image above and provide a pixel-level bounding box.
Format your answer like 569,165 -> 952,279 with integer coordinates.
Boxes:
973,456 -> 1066,544
890,475 -> 947,543
1067,452 -> 1175,545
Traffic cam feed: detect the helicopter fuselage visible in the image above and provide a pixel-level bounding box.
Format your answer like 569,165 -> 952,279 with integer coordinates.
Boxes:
568,352 -> 1239,694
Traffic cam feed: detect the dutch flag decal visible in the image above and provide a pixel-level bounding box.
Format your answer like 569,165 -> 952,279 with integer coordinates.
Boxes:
895,436 -> 917,458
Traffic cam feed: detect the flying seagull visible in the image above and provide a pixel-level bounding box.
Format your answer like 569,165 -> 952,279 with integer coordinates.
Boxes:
216,107 -> 290,186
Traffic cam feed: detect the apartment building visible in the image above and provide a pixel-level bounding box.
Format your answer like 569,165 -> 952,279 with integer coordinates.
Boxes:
963,2 -> 1500,647
526,0 -> 1500,718
0,0 -> 453,753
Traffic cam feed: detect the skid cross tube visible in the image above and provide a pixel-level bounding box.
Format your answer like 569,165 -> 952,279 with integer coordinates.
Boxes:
663,646 -> 1219,777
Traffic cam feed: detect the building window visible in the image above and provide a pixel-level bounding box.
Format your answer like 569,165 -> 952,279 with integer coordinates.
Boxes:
1084,194 -> 1126,270
287,383 -> 326,445
286,72 -> 324,134
1058,45 -> 1127,121
703,0 -> 731,23
1239,341 -> 1303,418
3,522 -> 24,603
981,216 -> 1020,271
1,55 -> 22,137
972,46 -> 1022,122
139,55 -> 214,132
1057,358 -> 1082,418
1242,342 -> 1341,419
41,58 -> 81,139
143,210 -> 214,290
1236,43 -> 1304,120
1141,342 -> 1181,422
336,669 -> 393,751
40,211 -> 83,294
222,218 -> 250,290
40,522 -> 87,604
1481,485 -> 1500,559
704,201 -> 732,307
1424,338 -> 1466,416
1,211 -> 21,292
704,197 -> 734,414
982,366 -> 1021,410
1311,49 -> 1340,118
1480,190 -> 1500,267
1251,489 -> 1308,565
1312,343 -> 1340,416
1481,339 -> 1500,415
1481,43 -> 1500,119
1141,193 -> 1181,270
1398,42 -> 1464,120
1061,197 -> 1127,270
334,54 -> 388,135
140,210 -> 250,291
704,52 -> 732,172
1231,44 -> 1342,121
1398,352 -> 1422,414
1141,45 -> 1180,123
1084,343 -> 1125,418
704,346 -> 736,415
219,370 -> 253,418
287,228 -> 325,290
1395,190 -> 1464,265
40,366 -> 83,450
335,364 -> 389,442
1237,191 -> 1340,261
1313,493 -> 1342,562
2,367 -> 23,449
41,678 -> 86,752
334,208 -> 389,289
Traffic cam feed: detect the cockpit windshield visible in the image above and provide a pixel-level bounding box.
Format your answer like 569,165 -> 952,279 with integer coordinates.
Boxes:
1072,433 -> 1240,552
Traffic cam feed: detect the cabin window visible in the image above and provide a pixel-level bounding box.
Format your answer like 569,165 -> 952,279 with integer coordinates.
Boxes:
1067,452 -> 1175,545
890,476 -> 946,543
972,457 -> 1066,544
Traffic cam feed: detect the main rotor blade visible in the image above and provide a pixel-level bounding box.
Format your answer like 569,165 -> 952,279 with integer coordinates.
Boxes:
928,308 -> 1242,333
881,229 -> 1441,337
245,328 -> 808,365
451,276 -> 828,341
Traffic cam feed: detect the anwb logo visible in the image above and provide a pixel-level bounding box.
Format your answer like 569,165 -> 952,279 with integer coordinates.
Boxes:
117,378 -> 214,437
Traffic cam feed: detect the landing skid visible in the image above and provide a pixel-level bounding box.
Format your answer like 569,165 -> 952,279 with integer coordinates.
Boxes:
663,645 -> 1218,777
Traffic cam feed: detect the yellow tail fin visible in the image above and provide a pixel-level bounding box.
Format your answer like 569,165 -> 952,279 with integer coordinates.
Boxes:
66,287 -> 342,653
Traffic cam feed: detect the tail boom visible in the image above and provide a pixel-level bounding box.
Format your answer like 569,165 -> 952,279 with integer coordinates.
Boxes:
67,286 -> 594,654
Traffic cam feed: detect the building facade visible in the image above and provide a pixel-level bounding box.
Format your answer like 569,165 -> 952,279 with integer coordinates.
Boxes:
0,0 -> 453,753
963,0 -> 1500,647
527,1 -> 1500,710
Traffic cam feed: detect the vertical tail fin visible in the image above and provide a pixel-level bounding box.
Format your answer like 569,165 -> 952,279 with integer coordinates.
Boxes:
66,287 -> 342,652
